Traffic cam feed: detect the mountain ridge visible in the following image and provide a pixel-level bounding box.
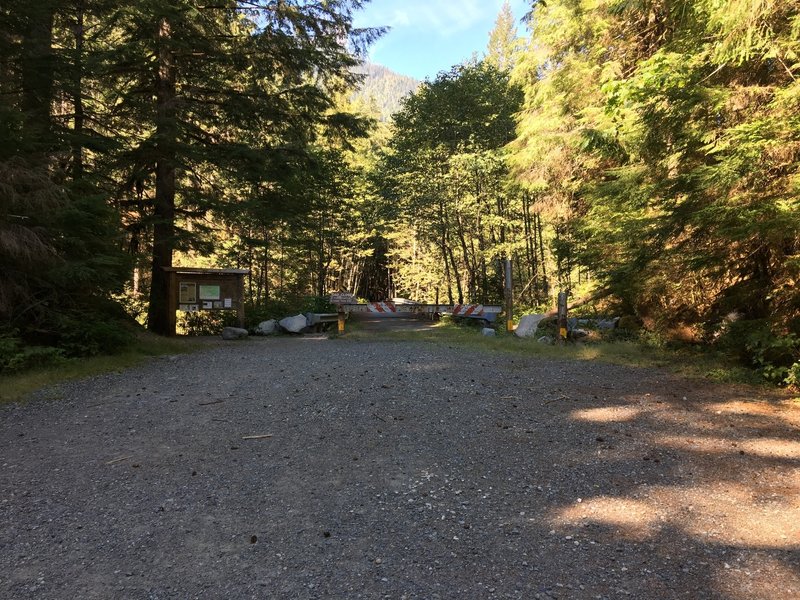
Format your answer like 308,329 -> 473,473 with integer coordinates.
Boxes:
353,63 -> 420,121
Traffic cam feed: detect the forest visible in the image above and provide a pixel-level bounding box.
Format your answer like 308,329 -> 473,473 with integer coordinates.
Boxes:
1,0 -> 798,386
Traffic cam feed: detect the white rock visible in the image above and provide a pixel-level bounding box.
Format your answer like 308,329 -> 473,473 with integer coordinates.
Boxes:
482,328 -> 496,337
515,314 -> 547,338
255,319 -> 278,335
279,314 -> 309,333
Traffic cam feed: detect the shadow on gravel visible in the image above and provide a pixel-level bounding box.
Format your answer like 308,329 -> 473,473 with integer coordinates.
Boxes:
0,339 -> 797,599
538,388 -> 800,599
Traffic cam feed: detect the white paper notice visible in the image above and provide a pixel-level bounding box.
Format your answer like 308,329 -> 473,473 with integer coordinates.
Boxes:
224,298 -> 232,308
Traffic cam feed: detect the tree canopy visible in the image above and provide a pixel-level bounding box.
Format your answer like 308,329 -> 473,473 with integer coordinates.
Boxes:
2,0 -> 798,384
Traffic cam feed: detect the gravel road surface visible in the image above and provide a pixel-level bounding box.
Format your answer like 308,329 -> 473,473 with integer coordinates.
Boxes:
1,336 -> 798,599
349,313 -> 439,333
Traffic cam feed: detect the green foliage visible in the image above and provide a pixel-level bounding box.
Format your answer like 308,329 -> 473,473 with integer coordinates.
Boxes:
0,333 -> 65,374
244,296 -> 336,329
508,0 -> 800,380
1,0 -> 382,358
745,328 -> 800,385
380,60 -> 529,305
179,311 -> 239,336
56,312 -> 136,357
715,319 -> 800,385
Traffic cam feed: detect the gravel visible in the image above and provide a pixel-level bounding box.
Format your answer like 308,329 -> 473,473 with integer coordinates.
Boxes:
1,336 -> 798,599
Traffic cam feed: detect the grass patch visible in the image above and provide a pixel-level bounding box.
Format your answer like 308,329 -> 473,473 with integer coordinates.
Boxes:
356,322 -> 764,386
0,334 -> 209,404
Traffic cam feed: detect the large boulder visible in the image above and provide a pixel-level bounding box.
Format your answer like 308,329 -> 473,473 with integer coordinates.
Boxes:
279,314 -> 309,334
255,319 -> 278,335
221,327 -> 249,340
515,314 -> 547,338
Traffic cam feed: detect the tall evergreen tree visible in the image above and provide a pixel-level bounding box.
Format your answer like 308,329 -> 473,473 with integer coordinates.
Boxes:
96,0 -> 379,333
486,1 -> 519,73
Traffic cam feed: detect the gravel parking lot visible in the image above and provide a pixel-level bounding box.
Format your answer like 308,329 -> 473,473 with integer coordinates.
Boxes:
1,336 -> 798,599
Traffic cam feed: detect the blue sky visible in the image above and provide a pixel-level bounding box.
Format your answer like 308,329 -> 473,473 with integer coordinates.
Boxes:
352,0 -> 530,81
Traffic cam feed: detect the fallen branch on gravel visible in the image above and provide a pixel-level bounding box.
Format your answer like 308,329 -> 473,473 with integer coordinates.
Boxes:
105,455 -> 133,465
199,400 -> 225,406
242,434 -> 273,440
543,395 -> 569,405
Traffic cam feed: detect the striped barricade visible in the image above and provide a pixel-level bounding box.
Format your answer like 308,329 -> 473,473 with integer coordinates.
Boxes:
367,301 -> 398,313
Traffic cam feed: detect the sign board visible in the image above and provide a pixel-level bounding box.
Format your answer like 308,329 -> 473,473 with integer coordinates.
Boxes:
330,292 -> 357,305
179,282 -> 197,303
199,285 -> 221,300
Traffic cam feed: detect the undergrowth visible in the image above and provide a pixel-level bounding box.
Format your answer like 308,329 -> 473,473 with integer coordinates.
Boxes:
0,334 -> 206,404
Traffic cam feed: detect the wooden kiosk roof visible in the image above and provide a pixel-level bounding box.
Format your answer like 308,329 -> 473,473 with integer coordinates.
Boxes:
162,267 -> 250,275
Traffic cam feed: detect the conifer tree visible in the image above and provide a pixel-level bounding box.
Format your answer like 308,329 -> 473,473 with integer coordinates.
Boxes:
486,1 -> 519,73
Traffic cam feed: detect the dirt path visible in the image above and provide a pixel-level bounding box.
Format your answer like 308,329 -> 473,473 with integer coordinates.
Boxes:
349,312 -> 440,333
1,337 -> 798,599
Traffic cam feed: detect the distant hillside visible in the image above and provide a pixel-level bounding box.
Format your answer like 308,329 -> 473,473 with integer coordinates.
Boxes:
352,63 -> 420,121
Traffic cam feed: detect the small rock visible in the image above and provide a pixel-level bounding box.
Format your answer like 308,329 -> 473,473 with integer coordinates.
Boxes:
221,327 -> 248,340
255,319 -> 278,335
481,328 -> 496,337
537,335 -> 554,345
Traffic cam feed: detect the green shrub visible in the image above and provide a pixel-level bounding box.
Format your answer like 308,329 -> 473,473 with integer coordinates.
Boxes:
0,333 -> 65,374
747,332 -> 800,385
55,312 -> 136,357
718,319 -> 800,385
5,346 -> 65,372
786,363 -> 800,388
179,310 -> 239,335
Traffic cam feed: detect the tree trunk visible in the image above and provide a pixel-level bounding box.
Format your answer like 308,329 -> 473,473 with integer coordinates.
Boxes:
262,225 -> 270,302
147,16 -> 177,334
21,2 -> 55,156
536,212 -> 548,297
71,2 -> 85,179
455,209 -> 474,299
448,244 -> 463,304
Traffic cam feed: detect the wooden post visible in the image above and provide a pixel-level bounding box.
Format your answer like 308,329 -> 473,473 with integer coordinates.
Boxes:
557,290 -> 568,344
166,270 -> 178,336
504,258 -> 514,332
237,274 -> 246,328
337,305 -> 346,334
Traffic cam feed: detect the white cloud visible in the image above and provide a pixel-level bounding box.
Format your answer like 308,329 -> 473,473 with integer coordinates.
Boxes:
357,0 -> 506,37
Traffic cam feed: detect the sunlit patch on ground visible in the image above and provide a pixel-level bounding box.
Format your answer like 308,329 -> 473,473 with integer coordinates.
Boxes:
547,484 -> 798,547
571,405 -> 644,422
657,434 -> 800,459
555,496 -> 662,541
